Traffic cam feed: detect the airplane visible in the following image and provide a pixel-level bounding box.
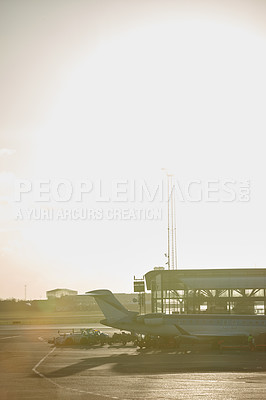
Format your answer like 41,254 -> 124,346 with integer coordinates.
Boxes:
87,289 -> 266,343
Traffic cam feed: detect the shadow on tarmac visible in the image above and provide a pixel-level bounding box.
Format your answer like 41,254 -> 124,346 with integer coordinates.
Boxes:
45,348 -> 266,378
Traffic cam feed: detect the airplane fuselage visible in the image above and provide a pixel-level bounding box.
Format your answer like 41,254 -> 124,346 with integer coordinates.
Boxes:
102,313 -> 266,338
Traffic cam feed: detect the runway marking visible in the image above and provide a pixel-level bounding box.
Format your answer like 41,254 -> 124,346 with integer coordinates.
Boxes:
32,347 -> 56,377
0,335 -> 20,340
32,346 -> 120,399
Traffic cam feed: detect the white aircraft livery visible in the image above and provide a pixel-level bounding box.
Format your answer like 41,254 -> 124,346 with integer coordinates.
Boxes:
87,289 -> 266,340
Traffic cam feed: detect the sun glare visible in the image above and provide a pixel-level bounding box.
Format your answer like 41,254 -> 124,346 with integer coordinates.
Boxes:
33,19 -> 266,178
23,19 -> 266,280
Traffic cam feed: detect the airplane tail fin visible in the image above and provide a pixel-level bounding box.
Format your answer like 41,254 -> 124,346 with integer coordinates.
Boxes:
86,289 -> 136,322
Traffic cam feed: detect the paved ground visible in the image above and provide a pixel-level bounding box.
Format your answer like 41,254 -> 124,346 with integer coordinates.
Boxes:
1,325 -> 266,399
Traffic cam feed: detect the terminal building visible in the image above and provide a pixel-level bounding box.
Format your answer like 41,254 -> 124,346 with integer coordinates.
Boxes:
144,268 -> 266,315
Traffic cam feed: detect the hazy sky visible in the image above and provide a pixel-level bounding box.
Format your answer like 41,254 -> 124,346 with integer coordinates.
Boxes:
1,0 -> 266,299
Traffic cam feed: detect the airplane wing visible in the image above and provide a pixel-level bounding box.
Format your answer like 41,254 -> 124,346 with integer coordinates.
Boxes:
175,324 -> 192,336
174,324 -> 247,341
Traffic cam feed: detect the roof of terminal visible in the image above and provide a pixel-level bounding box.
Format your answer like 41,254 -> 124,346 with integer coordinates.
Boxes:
144,268 -> 266,290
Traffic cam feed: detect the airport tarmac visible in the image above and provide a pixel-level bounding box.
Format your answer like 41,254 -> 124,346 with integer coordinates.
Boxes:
1,324 -> 266,400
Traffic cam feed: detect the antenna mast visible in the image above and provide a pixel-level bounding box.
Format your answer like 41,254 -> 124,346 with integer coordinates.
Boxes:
162,170 -> 177,270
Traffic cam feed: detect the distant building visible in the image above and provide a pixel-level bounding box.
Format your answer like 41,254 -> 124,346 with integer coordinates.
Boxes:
46,288 -> 78,299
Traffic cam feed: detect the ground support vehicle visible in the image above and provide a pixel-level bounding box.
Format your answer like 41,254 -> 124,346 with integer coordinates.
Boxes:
49,328 -> 109,346
109,332 -> 136,345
